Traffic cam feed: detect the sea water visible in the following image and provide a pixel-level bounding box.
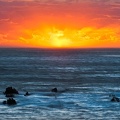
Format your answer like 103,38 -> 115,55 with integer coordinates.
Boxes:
0,48 -> 120,120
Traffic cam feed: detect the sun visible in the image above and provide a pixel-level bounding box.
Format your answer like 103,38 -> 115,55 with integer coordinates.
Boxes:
49,29 -> 71,48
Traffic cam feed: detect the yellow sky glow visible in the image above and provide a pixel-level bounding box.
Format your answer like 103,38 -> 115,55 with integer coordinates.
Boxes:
13,27 -> 120,48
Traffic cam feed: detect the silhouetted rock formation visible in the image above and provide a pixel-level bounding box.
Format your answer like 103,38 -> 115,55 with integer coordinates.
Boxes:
110,95 -> 120,102
51,88 -> 58,93
4,87 -> 19,95
24,92 -> 30,96
3,98 -> 17,105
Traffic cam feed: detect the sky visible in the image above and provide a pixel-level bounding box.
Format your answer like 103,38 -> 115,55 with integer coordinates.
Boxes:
0,0 -> 120,48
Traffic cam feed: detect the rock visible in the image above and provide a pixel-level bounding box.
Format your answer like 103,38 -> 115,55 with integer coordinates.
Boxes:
110,95 -> 120,102
4,87 -> 19,95
24,92 -> 30,96
7,98 -> 17,105
51,88 -> 58,93
111,97 -> 120,102
3,98 -> 17,105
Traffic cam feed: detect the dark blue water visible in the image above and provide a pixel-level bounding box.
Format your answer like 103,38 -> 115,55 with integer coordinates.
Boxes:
0,48 -> 120,120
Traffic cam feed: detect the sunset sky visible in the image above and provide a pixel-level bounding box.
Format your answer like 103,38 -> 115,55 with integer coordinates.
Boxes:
0,0 -> 120,48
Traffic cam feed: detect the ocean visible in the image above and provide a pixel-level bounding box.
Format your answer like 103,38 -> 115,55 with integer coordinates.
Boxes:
0,48 -> 120,120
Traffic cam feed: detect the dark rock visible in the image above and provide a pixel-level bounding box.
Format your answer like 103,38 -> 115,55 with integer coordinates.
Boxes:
111,95 -> 120,102
24,92 -> 30,96
4,87 -> 19,95
3,98 -> 17,105
7,98 -> 17,105
51,88 -> 58,93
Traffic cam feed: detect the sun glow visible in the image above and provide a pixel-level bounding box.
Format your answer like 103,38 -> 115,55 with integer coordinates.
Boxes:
1,26 -> 119,48
18,27 -> 119,48
48,29 -> 71,48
